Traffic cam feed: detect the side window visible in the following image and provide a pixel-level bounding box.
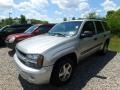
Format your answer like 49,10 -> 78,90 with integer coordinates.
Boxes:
38,25 -> 53,33
81,21 -> 95,34
102,22 -> 110,31
4,28 -> 16,33
95,21 -> 104,33
14,27 -> 25,33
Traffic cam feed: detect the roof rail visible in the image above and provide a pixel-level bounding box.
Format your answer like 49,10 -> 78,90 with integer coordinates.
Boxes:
78,18 -> 104,20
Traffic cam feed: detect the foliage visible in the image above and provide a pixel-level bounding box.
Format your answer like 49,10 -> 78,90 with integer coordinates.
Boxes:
72,17 -> 76,20
30,19 -> 48,24
20,15 -> 27,24
0,18 -> 14,28
85,12 -> 98,19
0,15 -> 49,28
106,9 -> 120,37
63,17 -> 67,21
107,10 -> 115,16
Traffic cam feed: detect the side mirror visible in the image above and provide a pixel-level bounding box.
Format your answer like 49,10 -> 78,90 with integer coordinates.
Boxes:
80,31 -> 93,39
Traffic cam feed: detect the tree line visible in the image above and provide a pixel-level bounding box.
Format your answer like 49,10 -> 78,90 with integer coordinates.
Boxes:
0,15 -> 48,28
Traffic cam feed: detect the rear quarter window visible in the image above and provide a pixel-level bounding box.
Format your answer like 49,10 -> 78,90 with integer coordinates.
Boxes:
102,22 -> 110,31
95,21 -> 105,34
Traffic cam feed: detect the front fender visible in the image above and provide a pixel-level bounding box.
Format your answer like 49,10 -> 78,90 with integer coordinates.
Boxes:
43,46 -> 77,66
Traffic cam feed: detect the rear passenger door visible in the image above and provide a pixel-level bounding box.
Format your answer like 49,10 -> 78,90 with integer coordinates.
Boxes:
94,21 -> 105,48
78,21 -> 98,57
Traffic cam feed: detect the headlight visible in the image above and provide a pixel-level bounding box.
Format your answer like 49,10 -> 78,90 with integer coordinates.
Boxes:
26,54 -> 44,69
27,54 -> 40,60
8,36 -> 15,43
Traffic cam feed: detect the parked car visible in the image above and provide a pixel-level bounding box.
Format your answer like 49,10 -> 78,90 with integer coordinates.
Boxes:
14,19 -> 110,86
0,24 -> 32,45
5,24 -> 55,49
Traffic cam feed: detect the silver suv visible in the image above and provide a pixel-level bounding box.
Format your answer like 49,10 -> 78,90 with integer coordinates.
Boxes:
14,19 -> 110,86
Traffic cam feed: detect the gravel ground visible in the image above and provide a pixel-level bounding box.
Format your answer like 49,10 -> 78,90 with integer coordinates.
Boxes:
0,47 -> 120,90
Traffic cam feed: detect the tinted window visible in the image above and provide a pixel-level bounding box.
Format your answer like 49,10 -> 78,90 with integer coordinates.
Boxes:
4,28 -> 16,33
38,25 -> 54,33
95,21 -> 104,33
16,24 -> 32,32
82,21 -> 95,34
10,24 -> 32,28
102,22 -> 109,31
15,27 -> 26,33
1,26 -> 17,33
2,24 -> 32,33
0,26 -> 9,32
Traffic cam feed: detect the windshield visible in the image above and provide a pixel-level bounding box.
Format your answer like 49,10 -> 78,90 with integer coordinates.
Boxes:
24,25 -> 39,34
48,21 -> 82,37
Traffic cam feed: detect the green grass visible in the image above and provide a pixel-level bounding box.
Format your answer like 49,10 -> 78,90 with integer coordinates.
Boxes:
109,37 -> 120,52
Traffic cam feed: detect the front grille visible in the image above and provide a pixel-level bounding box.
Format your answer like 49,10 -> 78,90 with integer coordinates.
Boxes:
16,49 -> 40,69
16,49 -> 35,68
16,49 -> 27,64
17,49 -> 26,57
18,57 -> 26,64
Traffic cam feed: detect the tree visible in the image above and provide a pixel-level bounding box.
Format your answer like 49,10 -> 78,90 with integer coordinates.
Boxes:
38,20 -> 48,24
106,9 -> 120,37
8,18 -> 14,24
30,19 -> 48,24
106,10 -> 115,16
0,15 -> 49,27
78,18 -> 82,20
63,17 -> 67,21
4,18 -> 13,25
72,17 -> 76,20
20,15 -> 27,24
86,12 -> 97,19
0,19 -> 5,27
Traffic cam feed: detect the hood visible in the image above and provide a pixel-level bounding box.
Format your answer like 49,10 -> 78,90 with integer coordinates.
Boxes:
16,34 -> 70,54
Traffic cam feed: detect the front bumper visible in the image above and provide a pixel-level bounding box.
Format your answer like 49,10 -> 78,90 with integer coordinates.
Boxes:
14,54 -> 53,84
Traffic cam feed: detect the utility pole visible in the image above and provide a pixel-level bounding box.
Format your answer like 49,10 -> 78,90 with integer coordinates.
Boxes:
9,12 -> 12,18
8,12 -> 12,24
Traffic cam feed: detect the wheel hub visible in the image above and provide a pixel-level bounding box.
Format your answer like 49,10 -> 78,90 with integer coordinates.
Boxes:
59,63 -> 72,81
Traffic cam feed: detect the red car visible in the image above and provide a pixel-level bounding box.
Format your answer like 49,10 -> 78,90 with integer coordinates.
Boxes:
5,24 -> 55,49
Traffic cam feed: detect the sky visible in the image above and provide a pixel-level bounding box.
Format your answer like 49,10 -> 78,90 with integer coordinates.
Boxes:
0,0 -> 120,23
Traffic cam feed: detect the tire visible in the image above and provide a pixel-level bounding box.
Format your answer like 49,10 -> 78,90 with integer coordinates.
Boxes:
100,41 -> 109,55
50,56 -> 75,86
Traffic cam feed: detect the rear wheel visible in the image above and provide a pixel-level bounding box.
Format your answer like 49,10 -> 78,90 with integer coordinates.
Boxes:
101,42 -> 109,55
50,57 -> 74,86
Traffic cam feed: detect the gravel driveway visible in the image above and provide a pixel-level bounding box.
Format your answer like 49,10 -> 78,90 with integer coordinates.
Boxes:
0,47 -> 120,90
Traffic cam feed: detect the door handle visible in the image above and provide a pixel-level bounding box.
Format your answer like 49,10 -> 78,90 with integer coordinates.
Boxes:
94,38 -> 97,40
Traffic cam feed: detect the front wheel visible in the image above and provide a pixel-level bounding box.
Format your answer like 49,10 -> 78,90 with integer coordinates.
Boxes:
50,57 -> 74,86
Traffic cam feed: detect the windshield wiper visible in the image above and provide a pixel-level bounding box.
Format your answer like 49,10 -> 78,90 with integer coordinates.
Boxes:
49,32 -> 66,37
